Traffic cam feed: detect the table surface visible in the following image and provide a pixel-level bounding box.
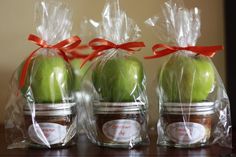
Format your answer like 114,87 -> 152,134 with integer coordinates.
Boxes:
0,125 -> 235,157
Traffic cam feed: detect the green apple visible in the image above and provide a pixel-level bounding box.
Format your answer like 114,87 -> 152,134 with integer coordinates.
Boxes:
70,59 -> 89,91
92,56 -> 144,102
18,54 -> 73,103
159,54 -> 215,102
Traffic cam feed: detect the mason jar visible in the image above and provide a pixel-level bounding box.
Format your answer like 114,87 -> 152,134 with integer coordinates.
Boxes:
23,103 -> 77,148
160,102 -> 215,148
93,102 -> 148,148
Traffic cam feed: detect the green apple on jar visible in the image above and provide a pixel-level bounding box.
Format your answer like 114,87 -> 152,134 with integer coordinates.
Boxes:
18,54 -> 73,103
159,54 -> 215,102
92,56 -> 144,102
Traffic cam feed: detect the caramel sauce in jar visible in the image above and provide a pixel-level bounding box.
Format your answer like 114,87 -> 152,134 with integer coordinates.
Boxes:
23,103 -> 77,148
160,102 -> 215,148
93,102 -> 148,148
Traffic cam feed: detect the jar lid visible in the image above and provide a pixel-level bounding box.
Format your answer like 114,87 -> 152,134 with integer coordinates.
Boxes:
24,103 -> 76,111
23,103 -> 76,116
93,102 -> 146,114
163,102 -> 215,115
163,102 -> 214,108
163,110 -> 215,115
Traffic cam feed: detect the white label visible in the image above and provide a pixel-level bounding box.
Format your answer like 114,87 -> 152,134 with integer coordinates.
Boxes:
102,119 -> 141,142
28,123 -> 67,145
166,122 -> 206,144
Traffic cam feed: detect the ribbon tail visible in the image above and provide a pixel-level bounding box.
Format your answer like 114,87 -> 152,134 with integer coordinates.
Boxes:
80,53 -> 95,68
80,50 -> 103,68
28,34 -> 47,47
144,55 -> 160,59
145,49 -> 176,59
80,57 -> 90,68
58,50 -> 70,63
119,42 -> 146,51
188,45 -> 224,57
53,36 -> 81,49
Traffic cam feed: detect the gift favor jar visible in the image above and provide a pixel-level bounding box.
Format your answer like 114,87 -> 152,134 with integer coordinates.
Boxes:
23,103 -> 77,148
160,102 -> 215,148
93,102 -> 147,148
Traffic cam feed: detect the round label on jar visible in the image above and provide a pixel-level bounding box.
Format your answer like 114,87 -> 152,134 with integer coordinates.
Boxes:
102,119 -> 141,142
166,122 -> 206,144
28,123 -> 67,145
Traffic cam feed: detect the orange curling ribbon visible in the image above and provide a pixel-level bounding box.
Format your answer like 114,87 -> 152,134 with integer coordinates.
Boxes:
19,34 -> 81,90
81,38 -> 145,67
144,44 -> 224,59
66,45 -> 90,60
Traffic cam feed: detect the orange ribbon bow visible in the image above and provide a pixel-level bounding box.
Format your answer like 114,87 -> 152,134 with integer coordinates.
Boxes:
19,34 -> 81,89
144,44 -> 224,59
81,38 -> 145,67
